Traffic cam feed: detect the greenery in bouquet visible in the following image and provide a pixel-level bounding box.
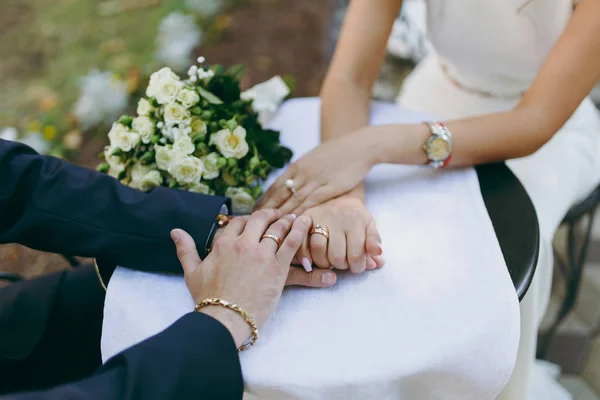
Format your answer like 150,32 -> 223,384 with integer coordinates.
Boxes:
97,57 -> 292,214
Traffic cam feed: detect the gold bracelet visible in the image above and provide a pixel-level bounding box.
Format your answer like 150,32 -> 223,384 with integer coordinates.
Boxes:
195,298 -> 259,351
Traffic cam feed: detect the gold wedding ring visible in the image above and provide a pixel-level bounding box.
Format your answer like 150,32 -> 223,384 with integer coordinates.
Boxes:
284,179 -> 297,194
261,233 -> 283,248
310,225 -> 330,241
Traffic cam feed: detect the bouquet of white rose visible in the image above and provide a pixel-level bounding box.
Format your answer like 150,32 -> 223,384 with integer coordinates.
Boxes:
97,57 -> 293,214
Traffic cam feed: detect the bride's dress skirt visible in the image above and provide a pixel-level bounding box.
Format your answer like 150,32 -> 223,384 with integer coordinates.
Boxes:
102,98 -> 522,400
398,54 -> 600,399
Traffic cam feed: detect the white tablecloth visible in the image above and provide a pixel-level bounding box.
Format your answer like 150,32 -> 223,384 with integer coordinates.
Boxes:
101,98 -> 520,400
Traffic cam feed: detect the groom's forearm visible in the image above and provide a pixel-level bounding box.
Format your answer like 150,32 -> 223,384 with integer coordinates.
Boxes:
0,139 -> 229,273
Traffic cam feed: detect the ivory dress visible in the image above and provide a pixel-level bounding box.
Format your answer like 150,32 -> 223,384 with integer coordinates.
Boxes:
396,1 -> 600,398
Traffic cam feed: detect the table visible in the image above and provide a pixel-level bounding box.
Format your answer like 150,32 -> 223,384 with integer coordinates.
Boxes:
95,163 -> 540,302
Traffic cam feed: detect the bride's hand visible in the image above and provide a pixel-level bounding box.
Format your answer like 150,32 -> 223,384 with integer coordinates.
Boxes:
296,194 -> 385,273
258,130 -> 376,215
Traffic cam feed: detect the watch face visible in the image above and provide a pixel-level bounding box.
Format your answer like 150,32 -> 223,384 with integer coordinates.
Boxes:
428,136 -> 451,161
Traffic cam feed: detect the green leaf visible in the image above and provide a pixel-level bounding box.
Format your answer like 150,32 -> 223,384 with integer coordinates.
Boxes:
282,75 -> 296,98
96,163 -> 110,173
197,86 -> 223,104
139,151 -> 155,165
251,185 -> 263,199
192,132 -> 206,143
117,115 -> 134,127
226,64 -> 246,82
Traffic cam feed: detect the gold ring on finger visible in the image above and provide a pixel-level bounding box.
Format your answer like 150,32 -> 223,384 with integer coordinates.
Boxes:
261,233 -> 282,249
310,225 -> 330,241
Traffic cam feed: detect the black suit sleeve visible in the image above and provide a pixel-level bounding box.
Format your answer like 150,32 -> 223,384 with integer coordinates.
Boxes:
0,139 -> 230,273
0,313 -> 244,400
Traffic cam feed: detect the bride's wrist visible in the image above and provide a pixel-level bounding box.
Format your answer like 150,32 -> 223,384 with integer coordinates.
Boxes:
368,124 -> 430,165
344,184 -> 365,202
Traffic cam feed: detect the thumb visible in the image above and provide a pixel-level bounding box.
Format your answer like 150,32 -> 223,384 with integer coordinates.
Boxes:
171,229 -> 202,275
285,267 -> 337,287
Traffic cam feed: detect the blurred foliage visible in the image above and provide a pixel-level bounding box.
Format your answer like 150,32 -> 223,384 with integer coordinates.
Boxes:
0,0 -> 241,147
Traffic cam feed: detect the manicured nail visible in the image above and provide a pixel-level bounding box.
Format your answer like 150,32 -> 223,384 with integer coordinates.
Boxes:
377,243 -> 383,255
322,272 -> 336,285
290,214 -> 297,220
170,230 -> 180,242
301,257 -> 312,272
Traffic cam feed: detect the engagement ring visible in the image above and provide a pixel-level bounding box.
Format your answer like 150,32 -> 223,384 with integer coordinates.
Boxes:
284,179 -> 297,194
310,225 -> 330,241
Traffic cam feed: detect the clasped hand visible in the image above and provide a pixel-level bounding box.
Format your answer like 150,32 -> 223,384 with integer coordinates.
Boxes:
258,132 -> 385,274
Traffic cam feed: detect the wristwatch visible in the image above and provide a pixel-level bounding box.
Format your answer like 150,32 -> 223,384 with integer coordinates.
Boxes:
423,121 -> 453,169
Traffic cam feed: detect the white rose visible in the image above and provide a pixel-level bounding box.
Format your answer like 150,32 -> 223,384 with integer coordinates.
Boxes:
201,152 -> 221,179
173,135 -> 195,155
176,88 -> 200,108
132,116 -> 155,144
190,117 -> 207,134
108,123 -> 140,152
137,98 -> 154,116
130,162 -> 153,183
209,126 -> 249,159
104,147 -> 126,179
188,182 -> 210,194
168,155 -> 204,185
225,187 -> 256,215
139,170 -> 163,191
171,126 -> 190,141
146,67 -> 182,105
240,76 -> 290,126
131,169 -> 163,192
154,145 -> 174,171
164,102 -> 191,126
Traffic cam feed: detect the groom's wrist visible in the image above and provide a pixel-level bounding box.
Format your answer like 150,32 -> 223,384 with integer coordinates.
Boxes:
199,306 -> 252,349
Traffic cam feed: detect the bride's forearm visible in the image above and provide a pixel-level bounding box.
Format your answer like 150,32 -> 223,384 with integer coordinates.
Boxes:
320,76 -> 371,141
370,107 -> 552,166
320,77 -> 371,201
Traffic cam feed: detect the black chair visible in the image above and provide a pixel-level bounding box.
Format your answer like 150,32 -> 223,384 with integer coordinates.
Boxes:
537,184 -> 600,358
476,163 -> 540,301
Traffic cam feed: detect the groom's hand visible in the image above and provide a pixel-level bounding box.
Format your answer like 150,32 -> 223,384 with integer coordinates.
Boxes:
209,215 -> 337,288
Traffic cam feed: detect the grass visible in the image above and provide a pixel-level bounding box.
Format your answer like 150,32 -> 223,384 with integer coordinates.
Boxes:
0,0 -> 197,133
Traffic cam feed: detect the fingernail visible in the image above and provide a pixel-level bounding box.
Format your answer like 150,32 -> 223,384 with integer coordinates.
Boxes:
290,213 -> 297,220
170,230 -> 180,243
322,272 -> 336,285
377,243 -> 383,255
301,257 -> 313,272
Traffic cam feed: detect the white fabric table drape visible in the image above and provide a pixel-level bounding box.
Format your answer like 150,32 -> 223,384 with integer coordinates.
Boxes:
101,98 -> 520,400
